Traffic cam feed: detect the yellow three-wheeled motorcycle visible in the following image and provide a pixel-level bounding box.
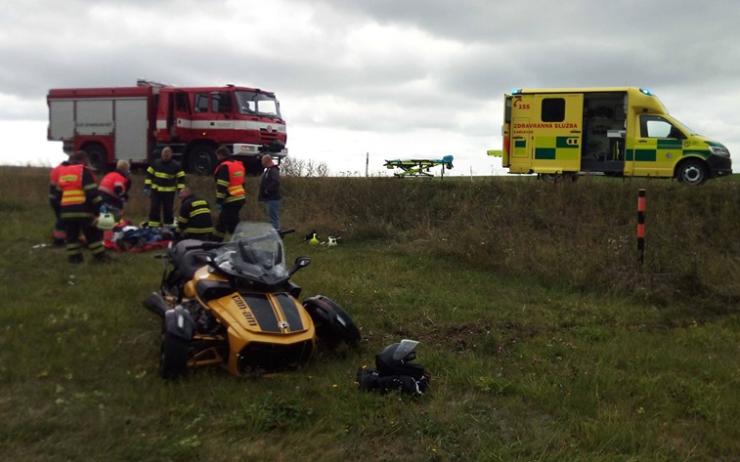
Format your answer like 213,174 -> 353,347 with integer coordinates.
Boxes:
143,222 -> 360,379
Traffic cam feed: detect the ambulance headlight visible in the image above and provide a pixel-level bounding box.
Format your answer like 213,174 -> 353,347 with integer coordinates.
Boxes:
709,145 -> 731,158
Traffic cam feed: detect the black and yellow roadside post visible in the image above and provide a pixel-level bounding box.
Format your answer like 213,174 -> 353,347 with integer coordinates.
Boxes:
637,189 -> 646,265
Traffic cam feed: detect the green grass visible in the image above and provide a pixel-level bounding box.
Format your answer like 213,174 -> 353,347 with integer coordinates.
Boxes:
0,167 -> 738,461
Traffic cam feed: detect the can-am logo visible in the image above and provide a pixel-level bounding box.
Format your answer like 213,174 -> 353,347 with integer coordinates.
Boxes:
278,321 -> 289,329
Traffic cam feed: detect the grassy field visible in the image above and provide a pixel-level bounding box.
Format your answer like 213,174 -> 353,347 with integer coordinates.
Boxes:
0,167 -> 738,461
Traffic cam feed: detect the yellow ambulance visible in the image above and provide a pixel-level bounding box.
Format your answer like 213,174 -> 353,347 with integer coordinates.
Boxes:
495,87 -> 732,183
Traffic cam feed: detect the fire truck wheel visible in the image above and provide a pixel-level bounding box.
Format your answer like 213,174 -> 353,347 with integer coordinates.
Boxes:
84,144 -> 109,173
676,159 -> 707,185
187,144 -> 216,175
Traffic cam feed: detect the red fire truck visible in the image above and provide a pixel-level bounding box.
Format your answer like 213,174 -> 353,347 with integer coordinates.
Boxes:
47,80 -> 287,174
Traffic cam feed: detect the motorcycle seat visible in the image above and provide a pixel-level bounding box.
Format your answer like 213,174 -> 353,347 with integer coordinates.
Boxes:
169,239 -> 210,281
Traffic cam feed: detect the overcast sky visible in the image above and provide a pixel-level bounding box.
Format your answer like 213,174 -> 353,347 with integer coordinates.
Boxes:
1,0 -> 739,175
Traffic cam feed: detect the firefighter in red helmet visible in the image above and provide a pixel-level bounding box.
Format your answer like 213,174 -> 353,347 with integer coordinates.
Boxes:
213,146 -> 246,241
52,150 -> 109,263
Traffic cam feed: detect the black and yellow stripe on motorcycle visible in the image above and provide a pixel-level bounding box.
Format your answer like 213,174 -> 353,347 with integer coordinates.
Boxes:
237,293 -> 305,333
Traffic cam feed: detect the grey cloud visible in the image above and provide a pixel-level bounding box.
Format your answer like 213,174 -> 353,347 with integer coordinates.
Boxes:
2,0 -> 740,148
310,0 -> 740,95
311,0 -> 740,44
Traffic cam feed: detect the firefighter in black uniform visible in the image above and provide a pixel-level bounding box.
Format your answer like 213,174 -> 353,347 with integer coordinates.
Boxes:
213,146 -> 246,241
145,146 -> 185,227
176,186 -> 215,241
52,150 -> 108,263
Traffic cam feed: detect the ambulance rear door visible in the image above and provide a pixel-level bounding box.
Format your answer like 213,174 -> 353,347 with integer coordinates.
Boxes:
509,94 -> 537,173
501,95 -> 512,167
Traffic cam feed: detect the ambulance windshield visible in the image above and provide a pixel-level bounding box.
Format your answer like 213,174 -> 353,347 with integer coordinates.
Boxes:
236,91 -> 281,118
670,117 -> 698,135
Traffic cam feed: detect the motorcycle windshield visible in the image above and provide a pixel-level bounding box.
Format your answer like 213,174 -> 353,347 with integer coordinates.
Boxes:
212,222 -> 288,283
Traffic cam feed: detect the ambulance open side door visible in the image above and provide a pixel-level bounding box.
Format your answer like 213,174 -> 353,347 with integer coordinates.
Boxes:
530,93 -> 583,174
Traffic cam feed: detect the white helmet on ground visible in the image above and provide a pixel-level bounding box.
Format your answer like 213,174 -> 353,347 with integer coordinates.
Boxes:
97,212 -> 116,230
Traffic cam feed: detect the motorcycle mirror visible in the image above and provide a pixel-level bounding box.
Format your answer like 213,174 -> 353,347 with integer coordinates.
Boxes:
289,256 -> 311,276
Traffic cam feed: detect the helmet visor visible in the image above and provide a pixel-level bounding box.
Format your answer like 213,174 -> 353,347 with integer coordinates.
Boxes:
392,339 -> 420,361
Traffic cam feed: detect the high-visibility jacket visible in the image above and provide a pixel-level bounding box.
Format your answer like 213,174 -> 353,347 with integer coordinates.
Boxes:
177,195 -> 214,235
55,163 -> 102,219
145,158 -> 185,193
214,158 -> 246,205
99,170 -> 131,208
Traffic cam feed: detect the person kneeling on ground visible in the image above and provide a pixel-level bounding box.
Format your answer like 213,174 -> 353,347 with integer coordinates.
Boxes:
53,150 -> 110,263
98,160 -> 131,220
176,186 -> 215,241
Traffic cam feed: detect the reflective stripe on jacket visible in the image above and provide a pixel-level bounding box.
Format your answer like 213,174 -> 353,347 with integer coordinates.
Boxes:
58,164 -> 85,206
177,196 -> 214,234
145,159 -> 185,192
56,163 -> 101,219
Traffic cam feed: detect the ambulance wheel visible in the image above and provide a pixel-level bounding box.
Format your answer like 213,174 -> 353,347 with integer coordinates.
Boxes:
676,160 -> 707,185
304,295 -> 360,347
187,144 -> 216,175
159,332 -> 189,379
538,173 -> 576,183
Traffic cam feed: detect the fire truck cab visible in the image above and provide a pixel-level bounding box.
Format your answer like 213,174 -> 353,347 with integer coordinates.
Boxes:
47,80 -> 287,174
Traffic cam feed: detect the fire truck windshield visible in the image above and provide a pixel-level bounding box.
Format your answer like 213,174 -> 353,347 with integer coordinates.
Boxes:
236,91 -> 281,118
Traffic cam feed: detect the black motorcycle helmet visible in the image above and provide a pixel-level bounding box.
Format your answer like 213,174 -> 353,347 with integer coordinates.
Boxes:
375,339 -> 426,379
